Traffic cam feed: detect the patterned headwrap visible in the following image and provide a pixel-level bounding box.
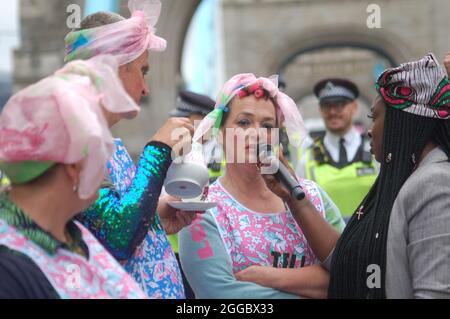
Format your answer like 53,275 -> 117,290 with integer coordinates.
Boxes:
0,56 -> 139,199
65,0 -> 167,65
376,52 -> 450,119
193,73 -> 307,148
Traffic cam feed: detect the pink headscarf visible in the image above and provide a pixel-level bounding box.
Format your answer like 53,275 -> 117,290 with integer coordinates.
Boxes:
56,55 -> 140,118
65,0 -> 167,65
193,73 -> 307,148
0,56 -> 139,199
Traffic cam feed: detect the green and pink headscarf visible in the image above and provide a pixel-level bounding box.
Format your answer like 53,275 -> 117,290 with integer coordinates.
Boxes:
0,56 -> 139,199
193,73 -> 307,148
65,0 -> 166,65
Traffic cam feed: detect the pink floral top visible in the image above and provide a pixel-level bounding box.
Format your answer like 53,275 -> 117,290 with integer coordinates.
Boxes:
208,179 -> 326,273
0,219 -> 146,299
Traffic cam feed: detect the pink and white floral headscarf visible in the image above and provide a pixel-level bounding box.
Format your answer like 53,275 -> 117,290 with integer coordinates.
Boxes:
0,56 -> 139,199
193,73 -> 307,148
65,0 -> 167,65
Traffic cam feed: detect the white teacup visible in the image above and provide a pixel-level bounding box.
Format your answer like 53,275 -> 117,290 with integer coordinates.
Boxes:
164,142 -> 209,200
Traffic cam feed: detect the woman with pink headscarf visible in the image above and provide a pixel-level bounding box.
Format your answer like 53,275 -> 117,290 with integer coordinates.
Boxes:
179,74 -> 344,299
65,0 -> 195,299
0,57 -> 146,299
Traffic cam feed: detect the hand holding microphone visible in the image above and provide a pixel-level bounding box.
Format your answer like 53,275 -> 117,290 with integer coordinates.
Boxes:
257,144 -> 305,201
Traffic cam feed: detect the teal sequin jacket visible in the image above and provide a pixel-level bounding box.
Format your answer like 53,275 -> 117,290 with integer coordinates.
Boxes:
78,141 -> 172,261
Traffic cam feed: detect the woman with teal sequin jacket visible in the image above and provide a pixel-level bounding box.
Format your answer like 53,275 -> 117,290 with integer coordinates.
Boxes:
63,1 -> 200,298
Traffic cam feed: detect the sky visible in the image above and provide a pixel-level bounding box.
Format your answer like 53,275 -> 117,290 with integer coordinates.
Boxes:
181,0 -> 224,98
84,0 -> 118,16
0,0 -> 19,74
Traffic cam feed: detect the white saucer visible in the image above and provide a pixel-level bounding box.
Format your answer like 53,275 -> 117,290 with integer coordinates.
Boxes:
168,201 -> 217,212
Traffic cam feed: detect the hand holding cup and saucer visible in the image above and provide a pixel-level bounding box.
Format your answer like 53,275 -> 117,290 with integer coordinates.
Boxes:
165,142 -> 217,213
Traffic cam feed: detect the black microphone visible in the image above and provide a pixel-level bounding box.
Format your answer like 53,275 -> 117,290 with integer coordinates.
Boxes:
258,144 -> 305,201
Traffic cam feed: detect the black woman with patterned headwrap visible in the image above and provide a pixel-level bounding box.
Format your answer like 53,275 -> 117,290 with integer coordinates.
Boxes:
326,53 -> 450,298
244,53 -> 450,298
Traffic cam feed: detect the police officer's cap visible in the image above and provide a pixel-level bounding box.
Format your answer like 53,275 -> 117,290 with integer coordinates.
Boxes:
313,78 -> 359,105
170,90 -> 215,118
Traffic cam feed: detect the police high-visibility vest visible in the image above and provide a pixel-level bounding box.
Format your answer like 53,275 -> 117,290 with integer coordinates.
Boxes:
208,159 -> 226,183
168,234 -> 179,254
304,136 -> 378,218
0,172 -> 10,191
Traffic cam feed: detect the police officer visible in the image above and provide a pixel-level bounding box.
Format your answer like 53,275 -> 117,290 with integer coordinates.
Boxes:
296,78 -> 378,221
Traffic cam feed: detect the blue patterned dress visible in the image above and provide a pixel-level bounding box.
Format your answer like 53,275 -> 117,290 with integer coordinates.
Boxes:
79,139 -> 185,299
